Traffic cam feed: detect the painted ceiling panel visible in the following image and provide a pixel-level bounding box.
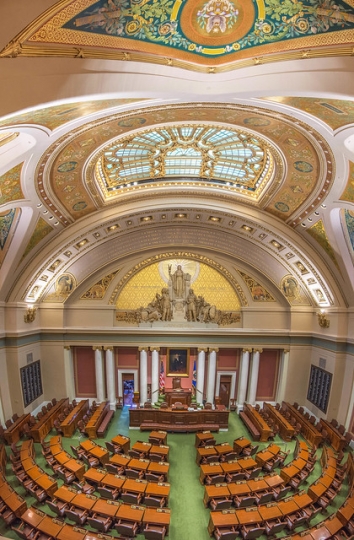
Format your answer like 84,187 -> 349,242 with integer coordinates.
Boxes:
2,0 -> 354,71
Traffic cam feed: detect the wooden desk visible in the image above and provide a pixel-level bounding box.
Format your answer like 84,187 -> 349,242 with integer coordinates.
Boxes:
308,481 -> 328,502
91,498 -> 120,518
195,432 -> 216,447
283,402 -> 323,448
110,454 -> 131,468
142,507 -> 171,533
123,478 -> 147,495
149,431 -> 167,445
293,492 -> 313,509
150,445 -> 169,461
30,398 -> 69,442
277,497 -> 299,515
36,515 -> 64,537
57,523 -> 86,540
242,404 -> 272,442
131,408 -> 228,431
53,485 -> 77,504
208,510 -> 238,536
325,514 -> 347,535
220,461 -> 242,474
237,457 -> 257,470
215,443 -> 234,456
112,434 -> 130,453
263,402 -> 295,441
227,482 -> 252,497
21,507 -> 46,528
247,478 -> 269,493
83,468 -> 106,485
85,401 -> 110,439
204,484 -> 230,507
145,482 -> 170,503
258,503 -> 283,521
165,388 -> 192,406
236,507 -> 261,525
101,474 -> 125,491
321,419 -> 346,452
280,463 -> 304,483
0,491 -> 27,517
147,462 -> 169,478
35,473 -> 58,497
61,399 -> 89,437
116,503 -> 145,523
80,440 -> 109,465
129,458 -> 150,472
200,463 -> 224,484
265,474 -> 284,489
233,437 -> 251,454
4,413 -> 31,444
71,493 -> 97,511
131,441 -> 152,455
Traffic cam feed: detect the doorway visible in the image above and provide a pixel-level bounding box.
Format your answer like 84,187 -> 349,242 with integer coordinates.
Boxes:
219,375 -> 231,407
122,373 -> 134,406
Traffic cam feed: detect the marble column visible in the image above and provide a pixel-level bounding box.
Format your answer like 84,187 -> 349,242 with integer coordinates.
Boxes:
63,346 -> 76,401
104,347 -> 116,410
206,348 -> 219,405
93,346 -> 105,403
247,348 -> 262,405
196,348 -> 207,405
237,348 -> 252,411
276,349 -> 289,404
139,347 -> 148,406
150,347 -> 160,404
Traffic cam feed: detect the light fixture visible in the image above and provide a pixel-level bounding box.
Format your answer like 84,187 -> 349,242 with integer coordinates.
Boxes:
317,310 -> 330,329
24,305 -> 37,323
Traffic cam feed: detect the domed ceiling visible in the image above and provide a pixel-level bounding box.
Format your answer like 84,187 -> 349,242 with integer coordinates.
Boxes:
0,1 -> 354,321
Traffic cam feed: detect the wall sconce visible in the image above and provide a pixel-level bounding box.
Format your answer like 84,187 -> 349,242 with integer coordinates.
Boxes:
24,305 -> 37,323
317,310 -> 329,328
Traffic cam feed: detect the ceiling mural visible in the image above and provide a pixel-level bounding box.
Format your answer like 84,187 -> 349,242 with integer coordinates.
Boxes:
80,270 -> 119,299
0,208 -> 20,267
3,0 -> 354,70
340,160 -> 354,202
0,99 -> 149,131
238,271 -> 275,302
341,209 -> 354,261
0,163 -> 25,205
20,217 -> 53,263
36,103 -> 332,224
265,96 -> 354,130
306,219 -> 341,270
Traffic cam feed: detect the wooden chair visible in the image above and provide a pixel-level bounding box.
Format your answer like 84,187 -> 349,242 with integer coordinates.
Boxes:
240,525 -> 265,539
97,485 -> 120,500
210,498 -> 232,511
214,526 -> 238,540
47,498 -> 68,517
121,491 -> 143,505
65,506 -> 88,525
233,495 -> 257,508
225,472 -> 246,483
115,519 -> 139,537
264,518 -> 287,537
86,514 -> 113,533
144,523 -> 167,540
144,495 -> 166,508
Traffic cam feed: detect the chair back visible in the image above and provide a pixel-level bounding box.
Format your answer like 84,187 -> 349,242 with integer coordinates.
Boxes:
115,519 -> 138,537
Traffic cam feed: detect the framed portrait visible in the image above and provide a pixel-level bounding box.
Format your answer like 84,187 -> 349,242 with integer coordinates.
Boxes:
167,348 -> 190,377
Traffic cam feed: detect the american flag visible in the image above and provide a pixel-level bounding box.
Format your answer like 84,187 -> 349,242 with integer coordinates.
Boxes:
159,360 -> 165,391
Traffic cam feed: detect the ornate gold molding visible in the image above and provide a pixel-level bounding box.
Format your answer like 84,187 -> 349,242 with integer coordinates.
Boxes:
92,346 -> 102,351
242,348 -> 252,353
253,348 -> 263,353
104,346 -> 114,352
198,348 -> 208,353
209,348 -> 219,353
150,347 -> 161,352
138,347 -> 149,352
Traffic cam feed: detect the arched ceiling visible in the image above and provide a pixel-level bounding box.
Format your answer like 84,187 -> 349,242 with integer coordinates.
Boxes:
0,0 -> 353,320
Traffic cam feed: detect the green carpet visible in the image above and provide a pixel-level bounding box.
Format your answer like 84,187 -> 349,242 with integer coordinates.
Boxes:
0,408 -> 351,540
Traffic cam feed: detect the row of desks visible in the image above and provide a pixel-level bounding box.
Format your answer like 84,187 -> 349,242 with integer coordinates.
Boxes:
203,473 -> 284,506
85,401 -> 110,439
242,403 -> 273,442
208,491 -> 313,535
60,399 -> 89,437
200,457 -> 257,483
3,413 -> 31,444
282,402 -> 323,448
21,440 -> 58,497
0,472 -> 27,518
263,402 -> 295,441
30,398 -> 69,442
21,504 -> 170,538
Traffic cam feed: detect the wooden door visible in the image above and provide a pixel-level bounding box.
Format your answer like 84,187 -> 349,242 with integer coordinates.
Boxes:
219,376 -> 231,407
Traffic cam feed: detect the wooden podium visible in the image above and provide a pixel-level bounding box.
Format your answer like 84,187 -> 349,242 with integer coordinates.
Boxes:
165,378 -> 192,406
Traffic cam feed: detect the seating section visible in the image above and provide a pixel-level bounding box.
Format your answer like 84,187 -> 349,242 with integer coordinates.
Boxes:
239,411 -> 260,440
97,410 -> 115,437
140,421 -> 219,433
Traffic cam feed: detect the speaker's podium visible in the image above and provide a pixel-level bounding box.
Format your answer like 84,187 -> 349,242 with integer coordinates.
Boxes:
165,377 -> 192,406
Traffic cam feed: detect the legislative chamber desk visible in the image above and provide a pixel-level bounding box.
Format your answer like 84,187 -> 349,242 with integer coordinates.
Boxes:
30,398 -> 69,442
282,402 -> 323,448
263,402 -> 295,441
164,388 -> 192,406
60,399 -> 89,437
130,406 -> 228,431
4,413 -> 31,444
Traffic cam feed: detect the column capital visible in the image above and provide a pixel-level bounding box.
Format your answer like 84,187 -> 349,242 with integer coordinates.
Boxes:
138,346 -> 149,352
242,348 -> 252,353
150,347 -> 160,352
104,346 -> 114,352
92,346 -> 102,351
198,347 -> 208,353
64,346 -> 71,351
253,348 -> 263,353
209,347 -> 219,353
283,349 -> 290,354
